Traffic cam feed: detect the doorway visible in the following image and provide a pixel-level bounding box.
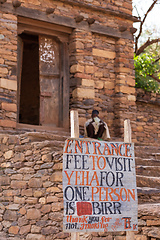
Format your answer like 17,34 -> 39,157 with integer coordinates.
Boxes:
19,33 -> 40,125
18,32 -> 69,129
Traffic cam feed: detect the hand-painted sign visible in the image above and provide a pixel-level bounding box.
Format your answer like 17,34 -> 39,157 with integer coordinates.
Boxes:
63,139 -> 138,232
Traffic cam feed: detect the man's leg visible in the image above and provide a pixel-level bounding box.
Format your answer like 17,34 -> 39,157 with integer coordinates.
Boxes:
96,123 -> 105,138
86,123 -> 95,138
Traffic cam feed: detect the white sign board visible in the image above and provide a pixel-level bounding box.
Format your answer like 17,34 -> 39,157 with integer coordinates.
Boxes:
63,139 -> 138,232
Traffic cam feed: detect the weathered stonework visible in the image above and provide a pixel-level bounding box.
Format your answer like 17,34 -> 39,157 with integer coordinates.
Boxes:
135,89 -> 160,146
0,1 -> 160,239
0,132 -> 159,240
0,0 -> 137,138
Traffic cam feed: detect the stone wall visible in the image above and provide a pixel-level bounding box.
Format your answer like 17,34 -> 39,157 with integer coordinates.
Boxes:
0,0 -> 136,138
0,132 -> 160,240
0,10 -> 17,129
135,89 -> 160,146
0,132 -> 68,240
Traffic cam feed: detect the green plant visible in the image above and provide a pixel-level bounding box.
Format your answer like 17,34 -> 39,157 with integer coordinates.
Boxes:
134,53 -> 160,93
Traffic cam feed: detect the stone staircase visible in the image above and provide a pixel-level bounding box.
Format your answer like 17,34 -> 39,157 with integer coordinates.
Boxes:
135,145 -> 160,204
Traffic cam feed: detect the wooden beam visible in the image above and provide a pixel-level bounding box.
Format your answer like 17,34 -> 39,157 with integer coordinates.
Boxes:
70,110 -> 79,138
0,3 -> 133,40
70,110 -> 79,240
124,119 -> 135,240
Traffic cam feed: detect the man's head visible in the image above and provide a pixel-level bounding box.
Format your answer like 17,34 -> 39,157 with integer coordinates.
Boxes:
92,110 -> 99,118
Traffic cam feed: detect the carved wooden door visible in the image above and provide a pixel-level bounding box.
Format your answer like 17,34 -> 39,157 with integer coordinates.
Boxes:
39,36 -> 61,127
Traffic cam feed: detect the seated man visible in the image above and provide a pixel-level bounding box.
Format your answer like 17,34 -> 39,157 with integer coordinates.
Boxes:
84,110 -> 110,140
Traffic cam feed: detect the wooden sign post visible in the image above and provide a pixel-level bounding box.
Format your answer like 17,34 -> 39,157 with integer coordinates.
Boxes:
70,110 -> 80,240
124,119 -> 135,240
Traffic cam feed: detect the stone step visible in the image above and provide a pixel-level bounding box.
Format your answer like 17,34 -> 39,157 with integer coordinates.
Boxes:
23,131 -> 70,143
135,157 -> 160,166
136,175 -> 160,188
137,187 -> 160,204
135,146 -> 160,158
138,203 -> 160,217
136,166 -> 160,177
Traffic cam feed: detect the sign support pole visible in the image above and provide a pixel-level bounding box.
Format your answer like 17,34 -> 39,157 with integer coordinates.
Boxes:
124,119 -> 135,240
70,110 -> 80,240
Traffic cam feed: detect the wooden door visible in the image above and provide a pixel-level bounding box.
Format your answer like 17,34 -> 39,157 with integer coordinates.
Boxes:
39,36 -> 61,127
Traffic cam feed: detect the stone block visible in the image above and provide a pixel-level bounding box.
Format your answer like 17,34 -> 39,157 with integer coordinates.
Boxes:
3,14 -> 17,20
0,78 -> 17,90
85,65 -> 94,74
127,77 -> 135,87
41,154 -> 52,162
51,202 -> 62,212
0,67 -> 8,74
135,235 -> 147,240
31,225 -> 41,233
6,204 -> 19,210
53,162 -> 63,170
114,236 -> 125,240
115,85 -> 135,94
14,153 -> 25,162
136,126 -> 144,132
75,41 -> 84,49
21,189 -> 33,196
46,196 -> 59,203
14,196 -> 25,204
95,80 -> 104,89
0,176 -> 10,186
3,22 -> 17,30
50,172 -> 62,182
70,64 -> 84,73
25,150 -> 32,156
28,178 -> 43,188
4,150 -> 14,159
0,119 -> 16,128
39,197 -> 46,204
72,88 -> 95,99
104,81 -> 115,89
6,112 -> 17,119
49,212 -> 63,221
95,71 -> 103,77
81,78 -> 94,87
19,225 -> 31,235
46,186 -> 61,193
8,226 -> 19,234
147,219 -> 160,226
148,227 -> 160,238
3,210 -> 17,221
11,180 -> 27,189
0,58 -> 4,64
75,73 -> 91,79
26,209 -> 41,220
93,48 -> 116,59
128,95 -> 136,101
41,204 -> 51,214
19,207 -> 26,215
26,197 -> 38,204
118,67 -> 131,73
26,234 -> 45,240
34,191 -> 43,198
41,226 -> 59,235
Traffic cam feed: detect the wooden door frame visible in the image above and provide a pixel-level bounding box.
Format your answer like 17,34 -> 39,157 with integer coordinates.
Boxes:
17,17 -> 71,130
17,36 -> 23,124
